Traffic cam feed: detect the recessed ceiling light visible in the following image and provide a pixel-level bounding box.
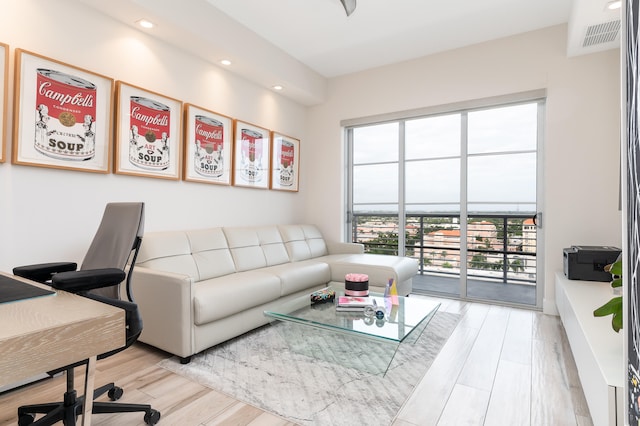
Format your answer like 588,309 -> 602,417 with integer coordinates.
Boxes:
220,59 -> 232,66
606,1 -> 621,10
272,85 -> 283,91
136,19 -> 155,29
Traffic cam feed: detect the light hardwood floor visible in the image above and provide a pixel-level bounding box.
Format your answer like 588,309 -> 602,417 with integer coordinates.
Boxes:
0,296 -> 592,426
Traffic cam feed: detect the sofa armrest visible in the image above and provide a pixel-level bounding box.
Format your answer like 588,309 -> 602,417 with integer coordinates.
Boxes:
129,266 -> 195,358
326,241 -> 364,255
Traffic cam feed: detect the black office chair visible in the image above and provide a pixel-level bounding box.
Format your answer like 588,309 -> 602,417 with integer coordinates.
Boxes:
12,202 -> 160,426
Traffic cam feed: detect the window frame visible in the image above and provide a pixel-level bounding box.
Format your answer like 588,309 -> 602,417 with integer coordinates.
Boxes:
344,90 -> 546,250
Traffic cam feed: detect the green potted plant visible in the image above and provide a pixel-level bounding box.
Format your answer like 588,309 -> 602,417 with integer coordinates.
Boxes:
593,257 -> 623,332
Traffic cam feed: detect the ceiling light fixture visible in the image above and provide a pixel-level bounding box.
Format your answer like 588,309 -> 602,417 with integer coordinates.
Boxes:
340,0 -> 357,16
136,19 -> 155,29
272,85 -> 283,91
220,59 -> 232,66
606,0 -> 621,10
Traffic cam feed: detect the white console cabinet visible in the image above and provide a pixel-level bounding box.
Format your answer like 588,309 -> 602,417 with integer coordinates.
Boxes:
555,272 -> 624,426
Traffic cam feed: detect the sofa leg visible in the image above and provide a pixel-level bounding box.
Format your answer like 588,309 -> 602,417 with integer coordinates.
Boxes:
179,356 -> 192,364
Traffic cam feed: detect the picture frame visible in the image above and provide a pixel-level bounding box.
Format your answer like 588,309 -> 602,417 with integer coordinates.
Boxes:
114,81 -> 182,180
232,120 -> 271,189
12,49 -> 114,173
0,42 -> 8,163
270,132 -> 300,192
183,104 -> 233,185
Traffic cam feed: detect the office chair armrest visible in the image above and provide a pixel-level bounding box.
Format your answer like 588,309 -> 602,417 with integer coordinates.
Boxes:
13,262 -> 78,283
86,294 -> 143,338
51,268 -> 126,293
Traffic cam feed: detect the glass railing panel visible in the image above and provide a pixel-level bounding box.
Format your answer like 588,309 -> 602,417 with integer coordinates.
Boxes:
353,213 -> 400,256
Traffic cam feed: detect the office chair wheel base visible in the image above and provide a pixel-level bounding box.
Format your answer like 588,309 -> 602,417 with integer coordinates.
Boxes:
144,409 -> 161,425
18,414 -> 34,426
108,386 -> 124,401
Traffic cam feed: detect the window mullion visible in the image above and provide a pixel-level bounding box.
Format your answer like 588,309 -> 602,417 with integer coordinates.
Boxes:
460,112 -> 468,297
345,128 -> 354,242
399,121 -> 406,256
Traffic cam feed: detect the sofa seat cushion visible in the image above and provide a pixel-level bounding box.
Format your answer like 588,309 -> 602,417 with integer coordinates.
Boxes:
193,271 -> 280,325
323,254 -> 419,287
264,260 -> 331,296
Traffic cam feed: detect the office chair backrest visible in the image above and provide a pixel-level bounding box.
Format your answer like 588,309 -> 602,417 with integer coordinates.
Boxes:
81,202 -> 145,300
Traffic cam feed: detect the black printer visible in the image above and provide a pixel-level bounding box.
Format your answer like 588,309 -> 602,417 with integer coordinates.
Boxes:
563,245 -> 621,281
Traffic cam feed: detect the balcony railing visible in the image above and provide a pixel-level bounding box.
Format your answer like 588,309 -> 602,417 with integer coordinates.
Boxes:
351,213 -> 537,287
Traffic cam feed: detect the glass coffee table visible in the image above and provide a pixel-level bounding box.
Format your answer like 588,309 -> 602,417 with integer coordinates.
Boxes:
264,288 -> 441,375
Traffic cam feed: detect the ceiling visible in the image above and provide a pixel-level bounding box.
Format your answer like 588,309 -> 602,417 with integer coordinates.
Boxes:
76,0 -> 622,105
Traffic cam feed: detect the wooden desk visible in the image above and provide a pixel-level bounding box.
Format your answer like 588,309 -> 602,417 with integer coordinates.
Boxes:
0,274 -> 125,425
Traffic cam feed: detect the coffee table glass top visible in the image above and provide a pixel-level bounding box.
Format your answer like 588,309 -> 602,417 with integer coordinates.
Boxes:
264,289 -> 441,343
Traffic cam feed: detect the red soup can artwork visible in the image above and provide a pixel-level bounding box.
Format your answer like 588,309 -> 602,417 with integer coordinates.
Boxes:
194,115 -> 224,178
35,68 -> 97,161
278,139 -> 295,187
240,128 -> 264,183
129,96 -> 171,171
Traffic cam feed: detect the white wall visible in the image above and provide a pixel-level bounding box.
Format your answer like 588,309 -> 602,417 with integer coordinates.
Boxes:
305,25 -> 622,313
0,0 -> 308,271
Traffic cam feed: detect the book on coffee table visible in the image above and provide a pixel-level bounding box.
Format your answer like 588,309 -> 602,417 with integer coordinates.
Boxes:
336,296 -> 374,312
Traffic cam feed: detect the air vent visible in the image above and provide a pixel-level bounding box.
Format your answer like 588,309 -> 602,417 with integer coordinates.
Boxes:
583,20 -> 621,47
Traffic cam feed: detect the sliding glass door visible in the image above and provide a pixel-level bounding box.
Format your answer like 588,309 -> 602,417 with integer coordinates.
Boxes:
346,96 -> 543,308
404,113 -> 462,297
464,103 -> 539,305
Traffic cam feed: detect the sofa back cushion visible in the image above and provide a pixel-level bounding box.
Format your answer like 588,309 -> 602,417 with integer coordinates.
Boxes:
278,225 -> 328,261
186,228 -> 236,280
222,226 -> 291,271
137,225 -> 327,279
256,226 -> 290,265
137,231 -> 200,279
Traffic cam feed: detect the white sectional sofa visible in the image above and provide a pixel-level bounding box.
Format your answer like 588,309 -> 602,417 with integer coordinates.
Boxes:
130,224 -> 419,363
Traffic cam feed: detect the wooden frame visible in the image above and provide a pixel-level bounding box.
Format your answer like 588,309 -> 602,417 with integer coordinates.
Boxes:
114,81 -> 182,180
270,132 -> 300,192
183,104 -> 233,185
0,43 -> 7,163
12,49 -> 114,173
232,120 -> 271,189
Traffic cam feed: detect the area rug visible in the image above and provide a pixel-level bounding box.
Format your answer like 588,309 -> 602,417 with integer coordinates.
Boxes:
158,310 -> 460,425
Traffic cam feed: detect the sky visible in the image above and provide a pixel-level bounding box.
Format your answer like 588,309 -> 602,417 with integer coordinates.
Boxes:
351,102 -> 539,214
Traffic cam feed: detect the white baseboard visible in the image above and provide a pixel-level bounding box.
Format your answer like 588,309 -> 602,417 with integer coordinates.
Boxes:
543,297 -> 559,315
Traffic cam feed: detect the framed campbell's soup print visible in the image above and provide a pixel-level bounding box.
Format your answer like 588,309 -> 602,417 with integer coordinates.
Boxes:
183,104 -> 233,185
114,81 -> 182,180
232,120 -> 271,189
12,49 -> 114,172
270,132 -> 300,192
0,43 -> 7,163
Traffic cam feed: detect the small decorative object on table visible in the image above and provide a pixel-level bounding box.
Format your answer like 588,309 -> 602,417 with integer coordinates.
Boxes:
310,287 -> 335,304
345,273 -> 369,296
384,278 -> 399,322
364,300 -> 386,320
335,295 -> 374,312
384,278 -> 399,305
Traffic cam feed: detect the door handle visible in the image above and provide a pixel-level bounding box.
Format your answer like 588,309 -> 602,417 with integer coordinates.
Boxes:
533,212 -> 542,228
